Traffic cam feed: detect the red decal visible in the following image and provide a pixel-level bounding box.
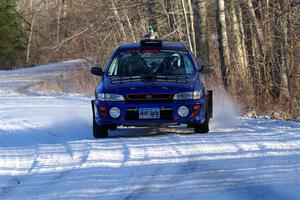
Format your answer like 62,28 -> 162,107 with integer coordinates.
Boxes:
127,49 -> 160,54
141,49 -> 160,53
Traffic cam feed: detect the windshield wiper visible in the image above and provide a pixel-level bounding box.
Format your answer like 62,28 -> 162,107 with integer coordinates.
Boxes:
141,75 -> 157,82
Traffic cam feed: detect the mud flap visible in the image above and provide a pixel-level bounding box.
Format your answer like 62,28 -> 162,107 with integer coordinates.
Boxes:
208,90 -> 213,118
91,100 -> 95,119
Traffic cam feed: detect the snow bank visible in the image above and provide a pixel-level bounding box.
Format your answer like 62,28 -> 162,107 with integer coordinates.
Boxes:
0,60 -> 84,75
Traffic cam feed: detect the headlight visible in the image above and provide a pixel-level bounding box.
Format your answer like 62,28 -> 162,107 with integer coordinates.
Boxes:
97,93 -> 125,101
173,91 -> 202,100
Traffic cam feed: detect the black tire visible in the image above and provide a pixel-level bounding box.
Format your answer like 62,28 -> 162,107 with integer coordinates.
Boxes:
207,90 -> 213,119
194,109 -> 209,134
93,119 -> 108,138
91,100 -> 108,138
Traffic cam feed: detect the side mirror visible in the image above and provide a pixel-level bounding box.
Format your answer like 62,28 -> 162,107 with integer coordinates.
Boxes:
199,64 -> 213,74
91,67 -> 104,76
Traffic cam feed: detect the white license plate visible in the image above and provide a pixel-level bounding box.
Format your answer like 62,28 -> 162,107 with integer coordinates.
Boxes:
139,108 -> 160,119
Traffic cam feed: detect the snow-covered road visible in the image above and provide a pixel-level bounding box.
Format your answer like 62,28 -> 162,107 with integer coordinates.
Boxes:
0,63 -> 300,200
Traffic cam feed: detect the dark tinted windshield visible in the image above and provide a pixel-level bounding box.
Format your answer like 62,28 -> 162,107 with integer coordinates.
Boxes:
107,50 -> 195,76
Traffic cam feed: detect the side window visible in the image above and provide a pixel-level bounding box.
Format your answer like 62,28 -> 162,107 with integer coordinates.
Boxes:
183,55 -> 195,74
108,57 -> 118,75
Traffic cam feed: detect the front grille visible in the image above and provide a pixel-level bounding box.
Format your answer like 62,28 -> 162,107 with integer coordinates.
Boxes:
126,94 -> 173,102
125,107 -> 173,120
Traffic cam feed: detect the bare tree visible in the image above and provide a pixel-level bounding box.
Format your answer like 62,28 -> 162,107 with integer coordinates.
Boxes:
187,0 -> 196,56
181,0 -> 193,53
110,0 -> 127,42
193,0 -> 209,61
216,0 -> 231,89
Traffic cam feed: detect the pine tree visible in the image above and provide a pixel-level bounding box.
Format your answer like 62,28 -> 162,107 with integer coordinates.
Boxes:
0,0 -> 25,69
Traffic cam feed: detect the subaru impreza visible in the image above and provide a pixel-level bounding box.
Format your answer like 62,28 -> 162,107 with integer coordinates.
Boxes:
91,39 -> 213,138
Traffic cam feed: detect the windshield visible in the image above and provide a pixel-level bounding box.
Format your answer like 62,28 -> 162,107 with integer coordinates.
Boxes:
107,50 -> 195,76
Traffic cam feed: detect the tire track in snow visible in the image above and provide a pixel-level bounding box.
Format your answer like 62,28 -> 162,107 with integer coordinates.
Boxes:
33,140 -> 92,189
122,133 -> 185,200
0,178 -> 21,198
123,166 -> 162,200
0,125 -> 42,198
0,132 -> 92,199
18,142 -> 92,200
27,148 -> 38,174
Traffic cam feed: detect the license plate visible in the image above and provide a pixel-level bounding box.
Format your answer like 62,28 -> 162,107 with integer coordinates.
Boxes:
139,108 -> 160,119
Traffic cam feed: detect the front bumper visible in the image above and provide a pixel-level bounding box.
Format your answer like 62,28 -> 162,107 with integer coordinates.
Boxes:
92,99 -> 207,126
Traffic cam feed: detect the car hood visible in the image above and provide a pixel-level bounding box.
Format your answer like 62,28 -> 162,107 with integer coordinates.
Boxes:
98,76 -> 198,95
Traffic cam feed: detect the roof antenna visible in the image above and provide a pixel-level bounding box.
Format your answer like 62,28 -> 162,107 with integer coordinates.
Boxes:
144,25 -> 159,39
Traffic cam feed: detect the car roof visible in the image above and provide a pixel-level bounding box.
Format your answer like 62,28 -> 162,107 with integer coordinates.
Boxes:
117,40 -> 189,52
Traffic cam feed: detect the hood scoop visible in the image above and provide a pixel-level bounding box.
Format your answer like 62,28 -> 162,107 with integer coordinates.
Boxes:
110,76 -> 142,84
126,86 -> 169,91
142,75 -> 156,82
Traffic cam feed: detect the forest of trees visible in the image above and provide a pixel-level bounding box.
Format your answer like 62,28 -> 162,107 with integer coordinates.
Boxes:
1,0 -> 299,116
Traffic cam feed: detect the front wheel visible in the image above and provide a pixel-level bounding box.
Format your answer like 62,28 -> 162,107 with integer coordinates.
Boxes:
194,110 -> 209,134
93,120 -> 108,138
92,100 -> 108,138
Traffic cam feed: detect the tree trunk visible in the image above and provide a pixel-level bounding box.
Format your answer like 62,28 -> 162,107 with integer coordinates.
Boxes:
181,0 -> 193,53
110,0 -> 127,42
216,0 -> 231,90
26,0 -> 36,65
278,0 -> 290,99
126,14 -> 136,42
193,0 -> 208,61
237,2 -> 249,72
57,0 -> 62,44
247,0 -> 269,90
247,0 -> 274,106
164,0 -> 175,32
173,1 -> 183,41
285,0 -> 298,99
146,0 -> 157,30
187,0 -> 196,57
247,0 -> 265,51
230,0 -> 249,79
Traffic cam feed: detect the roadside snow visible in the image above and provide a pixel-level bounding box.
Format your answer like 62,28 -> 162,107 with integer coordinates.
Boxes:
0,63 -> 299,200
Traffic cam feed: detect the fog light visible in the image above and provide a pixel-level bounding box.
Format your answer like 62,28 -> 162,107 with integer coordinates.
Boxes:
177,106 -> 189,117
109,107 -> 121,118
98,106 -> 107,111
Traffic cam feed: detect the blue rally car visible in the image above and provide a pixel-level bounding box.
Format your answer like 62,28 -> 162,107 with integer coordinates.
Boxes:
91,39 -> 213,138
